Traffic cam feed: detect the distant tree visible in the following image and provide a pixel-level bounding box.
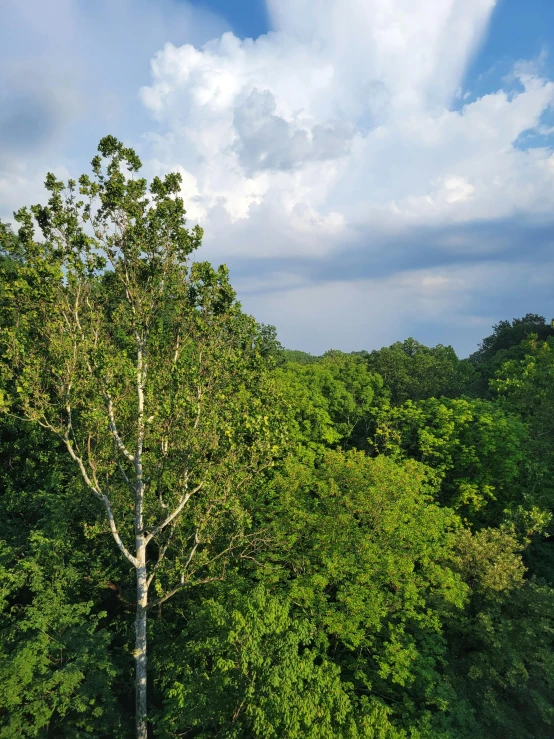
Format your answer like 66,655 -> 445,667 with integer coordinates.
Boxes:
491,336 -> 554,499
469,314 -> 554,395
0,137 -> 284,738
276,351 -> 383,460
364,339 -> 470,405
0,221 -> 24,275
257,323 -> 283,359
0,221 -> 16,249
278,348 -> 321,365
471,314 -> 554,366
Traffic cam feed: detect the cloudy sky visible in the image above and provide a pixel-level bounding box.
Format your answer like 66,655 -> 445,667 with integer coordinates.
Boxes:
2,0 -> 554,355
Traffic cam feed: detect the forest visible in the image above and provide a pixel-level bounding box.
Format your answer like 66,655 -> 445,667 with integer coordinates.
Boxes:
1,137 -> 553,738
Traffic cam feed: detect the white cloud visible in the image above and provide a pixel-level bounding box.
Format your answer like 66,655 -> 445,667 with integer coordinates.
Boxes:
266,0 -> 497,110
140,0 -> 554,266
3,0 -> 554,354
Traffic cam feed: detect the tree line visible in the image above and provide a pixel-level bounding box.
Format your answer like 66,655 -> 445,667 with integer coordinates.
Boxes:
0,138 -> 553,738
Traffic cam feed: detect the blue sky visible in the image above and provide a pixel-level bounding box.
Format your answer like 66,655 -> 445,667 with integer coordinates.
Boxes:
1,0 -> 554,356
187,0 -> 269,39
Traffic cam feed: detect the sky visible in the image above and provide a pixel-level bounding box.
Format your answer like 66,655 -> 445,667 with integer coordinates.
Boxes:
1,0 -> 554,356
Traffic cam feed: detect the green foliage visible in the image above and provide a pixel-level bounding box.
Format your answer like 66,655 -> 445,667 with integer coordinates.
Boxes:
1,143 -> 554,738
276,351 -> 383,460
440,528 -> 554,738
0,537 -> 125,738
0,414 -> 131,737
154,583 -> 387,739
471,314 -> 554,366
0,222 -> 19,262
491,336 -> 554,481
0,137 -> 286,595
469,314 -> 554,395
364,339 -> 470,405
152,449 -> 469,737
371,397 -> 529,523
256,323 -> 283,360
278,348 -> 321,365
271,452 -> 466,693
491,336 -> 554,580
0,137 -> 286,737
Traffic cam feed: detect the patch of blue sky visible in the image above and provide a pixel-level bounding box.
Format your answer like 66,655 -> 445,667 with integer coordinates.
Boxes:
184,0 -> 269,40
514,106 -> 554,150
454,0 -> 554,110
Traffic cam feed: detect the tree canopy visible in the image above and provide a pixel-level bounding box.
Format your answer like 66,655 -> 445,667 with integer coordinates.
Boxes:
1,139 -> 553,738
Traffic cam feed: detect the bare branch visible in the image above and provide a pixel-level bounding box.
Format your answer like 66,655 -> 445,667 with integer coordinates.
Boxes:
116,456 -> 135,491
136,342 -> 146,460
157,479 -> 169,510
106,394 -> 135,463
146,575 -> 224,611
194,386 -> 202,431
144,482 -> 203,545
62,425 -> 138,568
146,531 -> 252,611
172,331 -> 181,365
134,341 -> 146,540
146,525 -> 176,590
182,529 -> 200,574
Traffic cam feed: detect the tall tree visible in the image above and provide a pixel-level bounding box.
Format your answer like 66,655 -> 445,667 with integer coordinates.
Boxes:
0,137 -> 283,738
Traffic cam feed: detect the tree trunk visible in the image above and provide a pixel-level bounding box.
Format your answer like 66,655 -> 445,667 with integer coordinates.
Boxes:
135,342 -> 147,739
135,546 -> 148,739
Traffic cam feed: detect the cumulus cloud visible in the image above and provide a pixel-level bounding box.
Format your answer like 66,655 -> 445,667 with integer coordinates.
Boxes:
134,0 -> 554,354
232,89 -> 354,173
3,0 -> 554,354
140,1 -> 554,241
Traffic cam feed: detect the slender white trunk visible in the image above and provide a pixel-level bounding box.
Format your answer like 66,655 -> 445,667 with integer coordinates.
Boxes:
135,541 -> 148,739
135,340 -> 148,739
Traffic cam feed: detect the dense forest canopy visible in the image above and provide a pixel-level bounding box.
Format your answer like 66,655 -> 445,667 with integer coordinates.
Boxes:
0,140 -> 553,738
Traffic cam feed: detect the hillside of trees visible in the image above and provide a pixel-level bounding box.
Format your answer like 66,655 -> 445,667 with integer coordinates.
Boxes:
1,139 -> 553,738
